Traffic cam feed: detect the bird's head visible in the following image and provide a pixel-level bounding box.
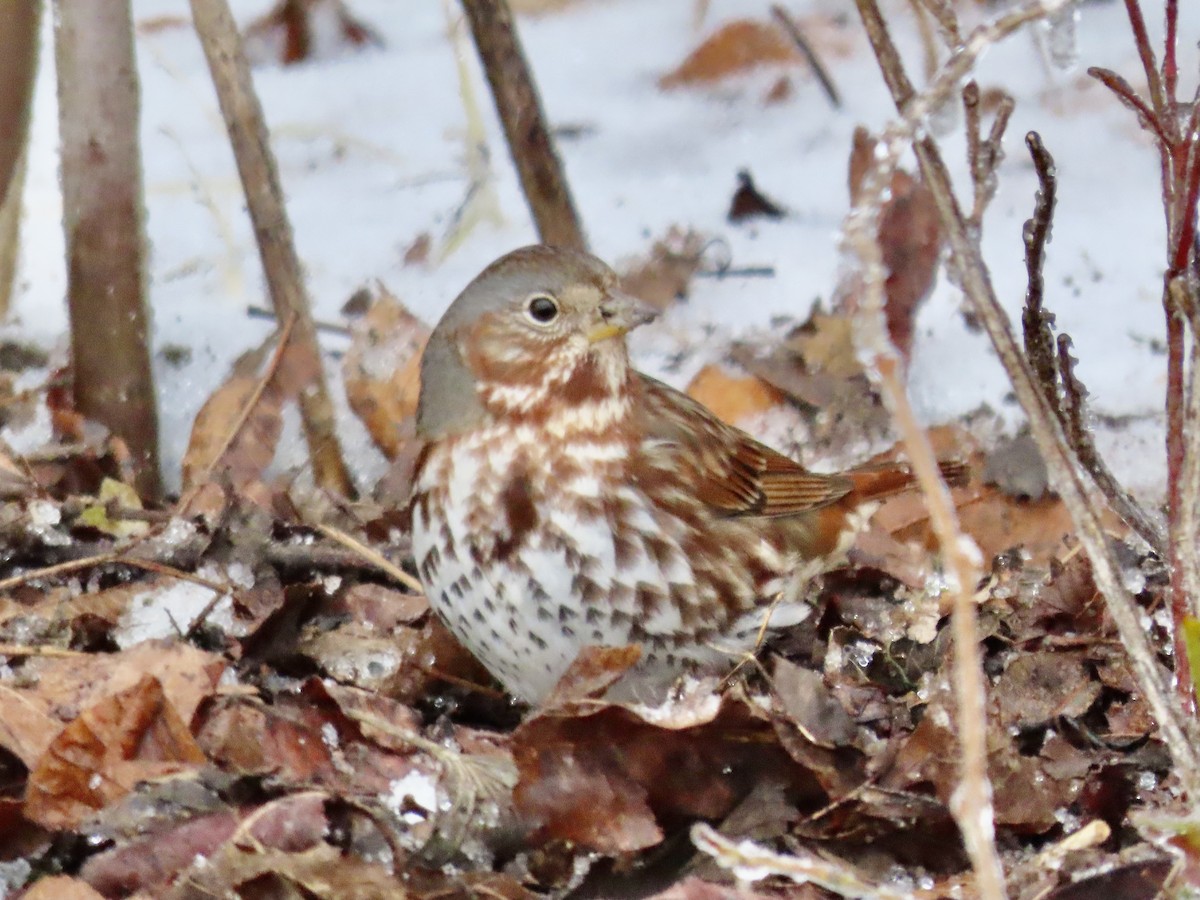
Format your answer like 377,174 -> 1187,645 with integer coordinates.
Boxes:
417,245 -> 658,438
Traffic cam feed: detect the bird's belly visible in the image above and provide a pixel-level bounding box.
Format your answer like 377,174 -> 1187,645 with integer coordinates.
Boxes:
410,432 -> 810,702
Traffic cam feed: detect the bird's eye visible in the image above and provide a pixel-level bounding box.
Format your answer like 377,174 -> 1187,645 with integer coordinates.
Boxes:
526,294 -> 559,324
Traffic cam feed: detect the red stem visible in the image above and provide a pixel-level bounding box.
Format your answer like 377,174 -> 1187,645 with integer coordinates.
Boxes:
1088,67 -> 1173,148
1122,0 -> 1172,139
1164,0 -> 1178,104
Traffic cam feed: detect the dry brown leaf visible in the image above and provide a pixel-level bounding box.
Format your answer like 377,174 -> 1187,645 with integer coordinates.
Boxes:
243,0 -> 382,67
995,651 -> 1101,729
540,645 -> 642,708
181,338 -> 286,491
513,694 -> 804,854
24,676 -> 207,830
786,310 -> 863,380
660,19 -> 798,88
0,640 -> 224,769
164,842 -> 405,899
686,363 -> 786,426
22,876 -> 105,900
342,285 -> 430,460
618,227 -> 707,310
403,231 -> 432,266
197,698 -> 336,781
82,794 -> 328,897
770,657 -> 858,749
727,169 -> 785,222
845,127 -> 943,363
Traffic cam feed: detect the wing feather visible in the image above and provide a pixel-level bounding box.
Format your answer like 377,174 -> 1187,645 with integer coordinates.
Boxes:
634,374 -> 852,518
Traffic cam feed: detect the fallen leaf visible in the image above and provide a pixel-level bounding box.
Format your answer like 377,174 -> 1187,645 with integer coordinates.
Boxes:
686,364 -> 786,426
995,651 -> 1101,729
82,793 -> 328,897
181,338 -> 286,490
0,641 -> 224,768
24,676 -> 207,830
618,227 -> 708,311
660,19 -> 798,88
22,876 -> 105,900
771,657 -> 859,749
73,477 -> 148,538
244,0 -> 383,67
845,127 -> 943,363
342,285 -> 430,460
727,169 -> 785,222
513,694 -> 808,854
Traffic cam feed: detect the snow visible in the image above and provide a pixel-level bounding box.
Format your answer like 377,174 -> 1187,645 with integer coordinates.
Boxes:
10,0 -> 1198,501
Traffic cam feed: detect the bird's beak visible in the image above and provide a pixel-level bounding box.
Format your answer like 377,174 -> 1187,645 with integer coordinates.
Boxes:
587,291 -> 659,344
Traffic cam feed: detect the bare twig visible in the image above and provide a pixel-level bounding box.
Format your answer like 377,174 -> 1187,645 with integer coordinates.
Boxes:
853,0 -> 1200,801
1021,131 -> 1060,407
770,6 -> 842,109
1094,0 -> 1200,711
458,0 -> 586,251
1087,67 -> 1172,148
188,0 -> 356,498
691,823 -> 921,900
1174,276 -> 1200,620
246,305 -> 353,337
0,552 -> 120,593
845,4 -> 1107,896
0,1 -> 40,321
913,0 -> 962,47
315,521 -> 424,594
1056,331 -> 1165,551
845,150 -> 1004,900
962,83 -> 1014,229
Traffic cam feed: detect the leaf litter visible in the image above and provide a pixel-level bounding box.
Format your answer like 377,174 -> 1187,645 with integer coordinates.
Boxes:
0,264 -> 1181,898
0,7 -> 1188,899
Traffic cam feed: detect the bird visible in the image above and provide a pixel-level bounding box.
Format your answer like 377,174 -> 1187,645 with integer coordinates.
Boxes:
407,244 -> 958,704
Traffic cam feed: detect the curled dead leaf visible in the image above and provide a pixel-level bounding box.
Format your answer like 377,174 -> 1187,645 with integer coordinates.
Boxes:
24,676 -> 207,830
342,284 -> 430,461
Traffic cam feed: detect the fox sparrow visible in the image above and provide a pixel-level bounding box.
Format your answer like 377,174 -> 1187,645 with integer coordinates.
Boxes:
409,245 -> 947,703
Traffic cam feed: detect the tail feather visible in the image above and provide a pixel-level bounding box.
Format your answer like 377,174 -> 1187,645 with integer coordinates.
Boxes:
846,458 -> 969,501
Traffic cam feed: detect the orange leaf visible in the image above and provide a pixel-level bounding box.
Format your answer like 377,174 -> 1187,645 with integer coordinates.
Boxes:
660,19 -> 798,88
342,285 -> 430,460
686,364 -> 786,426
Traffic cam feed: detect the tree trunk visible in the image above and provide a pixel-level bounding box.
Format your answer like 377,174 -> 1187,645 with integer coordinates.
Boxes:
0,2 -> 43,320
55,0 -> 162,499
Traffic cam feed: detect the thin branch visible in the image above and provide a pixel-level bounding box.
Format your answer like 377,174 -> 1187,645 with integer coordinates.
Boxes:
188,0 -> 356,498
1021,131 -> 1059,409
198,314 -> 295,488
1055,333 -> 1165,551
854,0 -> 1200,833
1176,275 -> 1200,622
55,0 -> 162,499
314,521 -> 424,594
770,5 -> 842,109
1086,67 -> 1172,148
1164,0 -> 1178,102
691,823 -> 918,900
458,0 -> 586,251
842,6 -> 1081,897
913,0 -> 962,47
963,83 -> 1014,229
1120,0 -> 1171,136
